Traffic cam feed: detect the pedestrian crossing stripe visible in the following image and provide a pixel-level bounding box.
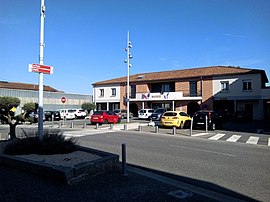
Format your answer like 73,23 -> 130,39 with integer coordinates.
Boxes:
208,133 -> 226,140
191,133 -> 208,137
226,135 -> 241,142
246,136 -> 259,145
268,138 -> 270,146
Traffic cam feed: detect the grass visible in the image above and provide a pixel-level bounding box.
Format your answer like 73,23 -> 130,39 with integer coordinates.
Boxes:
4,130 -> 77,155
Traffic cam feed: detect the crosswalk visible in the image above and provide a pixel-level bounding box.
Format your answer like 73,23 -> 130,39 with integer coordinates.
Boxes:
191,132 -> 270,146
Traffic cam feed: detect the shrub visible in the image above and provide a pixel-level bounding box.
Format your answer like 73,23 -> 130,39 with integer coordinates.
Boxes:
4,130 -> 77,155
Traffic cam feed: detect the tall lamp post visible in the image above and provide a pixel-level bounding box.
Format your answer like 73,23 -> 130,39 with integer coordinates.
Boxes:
38,0 -> 46,140
124,31 -> 132,124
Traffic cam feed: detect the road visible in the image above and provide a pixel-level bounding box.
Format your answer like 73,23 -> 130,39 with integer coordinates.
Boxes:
76,130 -> 269,201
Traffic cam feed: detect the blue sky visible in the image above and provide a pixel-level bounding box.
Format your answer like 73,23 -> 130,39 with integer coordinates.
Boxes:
1,0 -> 270,94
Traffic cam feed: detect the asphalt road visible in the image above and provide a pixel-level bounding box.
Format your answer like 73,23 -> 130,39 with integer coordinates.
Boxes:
77,130 -> 270,202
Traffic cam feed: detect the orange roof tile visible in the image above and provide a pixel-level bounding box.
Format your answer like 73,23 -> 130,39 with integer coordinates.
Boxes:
0,81 -> 61,92
93,66 -> 266,85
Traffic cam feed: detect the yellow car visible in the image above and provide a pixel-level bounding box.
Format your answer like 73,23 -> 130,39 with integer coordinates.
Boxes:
160,111 -> 191,129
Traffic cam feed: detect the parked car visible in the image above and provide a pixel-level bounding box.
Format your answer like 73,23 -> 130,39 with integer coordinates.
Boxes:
44,111 -> 61,121
58,109 -> 76,120
192,110 -> 222,130
28,111 -> 45,123
113,109 -> 133,119
149,108 -> 167,121
160,111 -> 191,128
138,109 -> 154,120
90,110 -> 121,125
74,109 -> 87,119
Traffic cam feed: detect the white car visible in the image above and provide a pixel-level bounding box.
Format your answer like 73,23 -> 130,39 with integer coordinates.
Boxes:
138,109 -> 154,120
74,109 -> 87,119
58,109 -> 76,120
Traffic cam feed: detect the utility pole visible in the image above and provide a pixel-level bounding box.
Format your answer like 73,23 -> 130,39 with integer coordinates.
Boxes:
38,0 -> 45,140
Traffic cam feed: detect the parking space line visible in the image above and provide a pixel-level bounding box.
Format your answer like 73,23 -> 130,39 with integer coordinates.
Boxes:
208,133 -> 226,140
226,135 -> 241,142
246,136 -> 259,145
191,133 -> 208,137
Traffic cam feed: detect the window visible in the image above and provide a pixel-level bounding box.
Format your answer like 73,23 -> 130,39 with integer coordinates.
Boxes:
111,88 -> 116,96
99,89 -> 104,97
131,85 -> 136,98
189,81 -> 197,96
242,80 -> 252,91
221,81 -> 229,92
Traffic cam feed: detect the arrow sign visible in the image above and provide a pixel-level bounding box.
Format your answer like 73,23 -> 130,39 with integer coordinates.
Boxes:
28,64 -> 53,74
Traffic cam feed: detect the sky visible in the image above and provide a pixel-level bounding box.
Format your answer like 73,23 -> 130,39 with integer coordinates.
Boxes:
1,0 -> 270,95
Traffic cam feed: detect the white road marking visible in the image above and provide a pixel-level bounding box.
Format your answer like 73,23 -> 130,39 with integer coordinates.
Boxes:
170,144 -> 236,157
226,135 -> 241,142
208,133 -> 226,140
191,133 -> 208,137
268,138 -> 270,146
246,136 -> 259,145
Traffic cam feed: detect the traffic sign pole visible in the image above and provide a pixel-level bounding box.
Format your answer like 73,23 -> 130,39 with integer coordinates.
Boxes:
38,0 -> 45,141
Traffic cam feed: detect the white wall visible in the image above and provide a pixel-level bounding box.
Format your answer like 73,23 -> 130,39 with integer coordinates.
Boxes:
93,85 -> 121,103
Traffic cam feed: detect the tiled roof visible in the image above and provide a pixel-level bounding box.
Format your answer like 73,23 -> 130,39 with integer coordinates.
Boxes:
0,81 -> 61,92
93,66 -> 265,85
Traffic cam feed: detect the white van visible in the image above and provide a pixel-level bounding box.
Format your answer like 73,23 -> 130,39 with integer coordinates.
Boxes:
138,109 -> 154,120
58,109 -> 76,120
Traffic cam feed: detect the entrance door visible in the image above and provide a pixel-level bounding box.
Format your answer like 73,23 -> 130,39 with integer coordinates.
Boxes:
245,103 -> 253,120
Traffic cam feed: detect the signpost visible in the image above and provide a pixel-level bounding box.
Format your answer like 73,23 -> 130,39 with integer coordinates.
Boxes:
61,96 -> 67,125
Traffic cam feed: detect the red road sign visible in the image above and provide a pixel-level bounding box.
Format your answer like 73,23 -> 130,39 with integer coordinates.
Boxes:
28,64 -> 53,74
61,96 -> 67,104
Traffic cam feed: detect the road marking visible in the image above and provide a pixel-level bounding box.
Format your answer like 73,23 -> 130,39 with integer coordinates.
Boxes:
191,133 -> 208,137
208,133 -> 226,140
268,138 -> 270,146
246,136 -> 259,145
226,135 -> 241,142
170,144 -> 236,157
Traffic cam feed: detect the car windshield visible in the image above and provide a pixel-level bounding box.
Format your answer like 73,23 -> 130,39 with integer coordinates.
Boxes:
114,110 -> 120,113
154,108 -> 165,113
93,111 -> 103,115
163,112 -> 177,116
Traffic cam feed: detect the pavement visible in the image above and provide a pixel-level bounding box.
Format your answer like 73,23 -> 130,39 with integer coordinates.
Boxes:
0,121 -> 266,201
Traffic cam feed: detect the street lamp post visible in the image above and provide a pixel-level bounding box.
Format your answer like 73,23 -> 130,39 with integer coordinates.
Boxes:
124,31 -> 132,124
38,0 -> 45,140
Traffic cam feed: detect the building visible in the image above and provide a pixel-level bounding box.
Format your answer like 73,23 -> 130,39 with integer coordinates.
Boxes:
0,81 -> 92,113
92,66 -> 270,120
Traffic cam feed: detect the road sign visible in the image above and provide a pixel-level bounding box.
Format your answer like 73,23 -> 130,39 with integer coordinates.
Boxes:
28,64 -> 53,74
61,96 -> 67,104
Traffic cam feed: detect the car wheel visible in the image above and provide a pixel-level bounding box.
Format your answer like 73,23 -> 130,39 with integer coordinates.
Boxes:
117,118 -> 121,123
104,119 -> 108,124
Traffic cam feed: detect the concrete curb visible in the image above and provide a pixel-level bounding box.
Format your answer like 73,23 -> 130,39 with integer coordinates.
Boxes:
0,145 -> 119,184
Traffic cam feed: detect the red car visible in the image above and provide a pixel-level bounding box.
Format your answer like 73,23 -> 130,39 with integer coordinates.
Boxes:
90,110 -> 121,125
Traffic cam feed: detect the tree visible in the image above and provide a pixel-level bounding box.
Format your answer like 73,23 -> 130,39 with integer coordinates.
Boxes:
0,97 -> 36,139
81,102 -> 95,113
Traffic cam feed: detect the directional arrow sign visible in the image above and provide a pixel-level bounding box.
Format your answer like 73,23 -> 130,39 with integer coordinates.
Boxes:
28,64 -> 53,74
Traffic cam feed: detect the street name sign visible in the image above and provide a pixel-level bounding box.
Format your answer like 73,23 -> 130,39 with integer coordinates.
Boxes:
28,64 -> 53,74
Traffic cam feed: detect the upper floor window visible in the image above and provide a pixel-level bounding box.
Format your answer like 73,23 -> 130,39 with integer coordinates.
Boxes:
131,85 -> 136,98
99,89 -> 104,97
111,88 -> 116,96
189,81 -> 197,96
221,81 -> 229,92
242,80 -> 252,91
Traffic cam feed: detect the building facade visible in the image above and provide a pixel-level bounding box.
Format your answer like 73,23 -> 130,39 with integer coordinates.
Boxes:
92,66 -> 270,120
0,81 -> 92,114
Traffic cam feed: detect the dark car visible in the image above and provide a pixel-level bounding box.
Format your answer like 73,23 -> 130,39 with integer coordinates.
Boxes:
149,108 -> 167,121
90,110 -> 121,125
44,111 -> 61,121
192,110 -> 222,130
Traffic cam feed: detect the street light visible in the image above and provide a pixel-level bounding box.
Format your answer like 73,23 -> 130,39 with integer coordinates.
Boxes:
124,31 -> 132,124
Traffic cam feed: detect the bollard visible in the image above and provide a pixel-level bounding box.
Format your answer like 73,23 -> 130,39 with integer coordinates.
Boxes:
190,117 -> 193,136
124,124 -> 128,131
172,126 -> 176,135
155,126 -> 159,133
82,122 -> 87,128
122,143 -> 127,175
138,125 -> 142,132
70,122 -> 74,128
58,123 -> 61,128
205,115 -> 208,133
51,114 -> 54,128
96,123 -> 99,129
110,123 -> 114,130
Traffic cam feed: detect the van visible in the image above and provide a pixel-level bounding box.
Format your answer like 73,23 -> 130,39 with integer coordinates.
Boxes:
138,109 -> 154,120
58,109 -> 76,120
